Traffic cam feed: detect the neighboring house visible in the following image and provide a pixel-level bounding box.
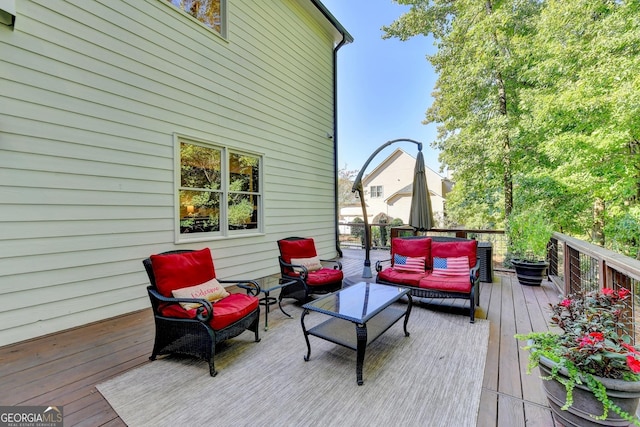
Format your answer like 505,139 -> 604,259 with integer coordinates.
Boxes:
0,0 -> 351,346
343,148 -> 451,226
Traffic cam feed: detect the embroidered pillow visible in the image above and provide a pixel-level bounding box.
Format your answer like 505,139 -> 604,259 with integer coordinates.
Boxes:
393,254 -> 425,273
290,256 -> 323,272
171,278 -> 230,310
432,256 -> 470,277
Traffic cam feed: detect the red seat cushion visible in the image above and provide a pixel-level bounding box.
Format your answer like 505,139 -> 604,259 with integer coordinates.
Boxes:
305,268 -> 343,286
150,248 -> 216,297
431,240 -> 477,268
377,267 -> 426,286
419,274 -> 472,293
159,293 -> 259,330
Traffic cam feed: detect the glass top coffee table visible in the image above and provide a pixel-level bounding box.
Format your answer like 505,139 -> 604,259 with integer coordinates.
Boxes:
301,282 -> 412,385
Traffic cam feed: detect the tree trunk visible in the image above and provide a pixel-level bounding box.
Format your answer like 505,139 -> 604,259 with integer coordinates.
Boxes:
593,197 -> 605,247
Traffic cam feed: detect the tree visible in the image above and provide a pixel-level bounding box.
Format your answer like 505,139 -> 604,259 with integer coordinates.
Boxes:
383,0 -> 543,227
338,165 -> 359,207
517,0 -> 640,252
382,0 -> 640,257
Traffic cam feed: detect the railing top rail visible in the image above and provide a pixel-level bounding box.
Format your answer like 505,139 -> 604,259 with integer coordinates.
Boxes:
554,232 -> 640,282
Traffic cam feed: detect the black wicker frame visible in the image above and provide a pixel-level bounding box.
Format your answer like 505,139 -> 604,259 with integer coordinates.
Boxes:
142,250 -> 261,376
374,236 -> 481,323
277,237 -> 343,303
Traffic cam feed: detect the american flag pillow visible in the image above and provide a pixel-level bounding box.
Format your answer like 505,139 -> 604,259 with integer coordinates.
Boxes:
432,256 -> 470,277
393,254 -> 425,273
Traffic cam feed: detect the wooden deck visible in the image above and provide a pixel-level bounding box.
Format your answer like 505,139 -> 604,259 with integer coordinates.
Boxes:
0,248 -> 564,426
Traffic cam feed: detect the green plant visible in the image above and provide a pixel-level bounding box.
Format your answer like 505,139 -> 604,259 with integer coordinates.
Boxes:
516,288 -> 640,424
506,207 -> 554,262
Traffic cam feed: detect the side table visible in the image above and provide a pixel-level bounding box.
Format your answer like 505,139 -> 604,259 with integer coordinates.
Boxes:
259,278 -> 297,330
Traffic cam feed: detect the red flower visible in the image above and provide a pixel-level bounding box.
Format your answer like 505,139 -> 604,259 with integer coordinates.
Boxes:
602,288 -> 614,296
588,332 -> 604,342
622,342 -> 638,354
618,288 -> 631,298
627,355 -> 640,374
560,299 -> 572,307
579,336 -> 595,348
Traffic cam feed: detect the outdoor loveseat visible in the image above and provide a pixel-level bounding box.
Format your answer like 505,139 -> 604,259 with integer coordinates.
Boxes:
375,237 -> 480,323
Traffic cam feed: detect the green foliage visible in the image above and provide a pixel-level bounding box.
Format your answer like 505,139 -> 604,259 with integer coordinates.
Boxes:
506,207 -> 553,261
350,217 -> 365,244
383,0 -> 640,257
228,198 -> 253,227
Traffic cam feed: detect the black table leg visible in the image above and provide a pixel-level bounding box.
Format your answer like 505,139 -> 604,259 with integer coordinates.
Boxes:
260,291 -> 275,331
355,323 -> 367,385
403,294 -> 412,337
301,309 -> 312,361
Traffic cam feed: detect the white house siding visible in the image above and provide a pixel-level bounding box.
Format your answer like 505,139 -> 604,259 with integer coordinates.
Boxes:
0,0 -> 343,346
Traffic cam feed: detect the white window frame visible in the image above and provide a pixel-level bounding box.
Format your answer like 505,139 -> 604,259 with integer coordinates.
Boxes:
370,185 -> 383,198
174,134 -> 263,243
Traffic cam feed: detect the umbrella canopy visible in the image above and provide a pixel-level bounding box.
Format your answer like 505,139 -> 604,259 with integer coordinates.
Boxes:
408,150 -> 434,231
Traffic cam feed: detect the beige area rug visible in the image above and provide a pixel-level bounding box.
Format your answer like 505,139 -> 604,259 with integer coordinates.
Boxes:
97,301 -> 490,427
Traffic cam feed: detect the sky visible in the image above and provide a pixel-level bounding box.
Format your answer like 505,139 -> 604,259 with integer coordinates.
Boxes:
320,0 -> 443,175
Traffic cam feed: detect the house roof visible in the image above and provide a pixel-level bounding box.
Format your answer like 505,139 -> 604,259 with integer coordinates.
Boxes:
385,183 -> 437,204
306,1 -> 354,45
361,148 -> 408,186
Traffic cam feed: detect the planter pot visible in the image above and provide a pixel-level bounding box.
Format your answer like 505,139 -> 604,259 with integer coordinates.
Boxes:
538,355 -> 640,426
512,259 -> 548,286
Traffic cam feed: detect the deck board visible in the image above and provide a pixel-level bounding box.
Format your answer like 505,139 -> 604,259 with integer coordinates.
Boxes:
0,249 -> 564,426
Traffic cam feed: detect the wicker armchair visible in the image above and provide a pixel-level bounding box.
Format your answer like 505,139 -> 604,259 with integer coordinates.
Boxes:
277,237 -> 343,303
142,248 -> 261,376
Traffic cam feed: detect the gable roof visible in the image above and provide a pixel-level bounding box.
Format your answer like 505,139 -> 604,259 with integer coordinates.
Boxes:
361,148 -> 410,186
385,183 -> 437,204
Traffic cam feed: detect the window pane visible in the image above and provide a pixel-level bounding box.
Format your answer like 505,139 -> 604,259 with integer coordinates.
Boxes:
167,0 -> 223,34
181,143 -> 221,189
228,193 -> 258,230
179,189 -> 220,233
229,153 -> 259,192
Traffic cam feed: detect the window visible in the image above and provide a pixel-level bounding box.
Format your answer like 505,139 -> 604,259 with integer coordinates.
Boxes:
177,137 -> 262,241
370,185 -> 383,198
166,0 -> 226,37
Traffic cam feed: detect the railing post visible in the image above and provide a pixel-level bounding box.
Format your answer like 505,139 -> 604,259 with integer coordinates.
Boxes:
564,242 -> 575,295
598,259 -> 607,289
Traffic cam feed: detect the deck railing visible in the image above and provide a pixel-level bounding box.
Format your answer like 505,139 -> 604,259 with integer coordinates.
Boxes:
339,224 -> 640,341
549,232 -> 640,343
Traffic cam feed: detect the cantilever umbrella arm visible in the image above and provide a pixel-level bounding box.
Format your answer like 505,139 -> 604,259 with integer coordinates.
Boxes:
351,138 -> 423,278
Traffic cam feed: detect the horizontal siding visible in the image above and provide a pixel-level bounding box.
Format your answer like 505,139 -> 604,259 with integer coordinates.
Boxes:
0,0 -> 342,346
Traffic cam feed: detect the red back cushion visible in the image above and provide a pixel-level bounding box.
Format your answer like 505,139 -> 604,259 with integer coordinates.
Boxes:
391,238 -> 431,267
431,240 -> 477,268
150,248 -> 216,297
278,238 -> 318,264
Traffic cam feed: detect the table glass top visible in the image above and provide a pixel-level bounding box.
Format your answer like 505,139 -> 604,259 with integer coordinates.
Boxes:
302,282 -> 409,323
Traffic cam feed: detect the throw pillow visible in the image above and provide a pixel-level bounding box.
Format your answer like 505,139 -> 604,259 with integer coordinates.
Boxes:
432,256 -> 470,277
290,256 -> 323,272
393,254 -> 425,273
171,278 -> 230,310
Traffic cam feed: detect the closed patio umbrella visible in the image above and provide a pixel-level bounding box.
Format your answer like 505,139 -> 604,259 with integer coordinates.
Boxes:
408,150 -> 433,231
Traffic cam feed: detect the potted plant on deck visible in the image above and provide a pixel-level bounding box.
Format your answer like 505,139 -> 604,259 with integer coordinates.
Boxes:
506,207 -> 554,286
516,288 -> 640,426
